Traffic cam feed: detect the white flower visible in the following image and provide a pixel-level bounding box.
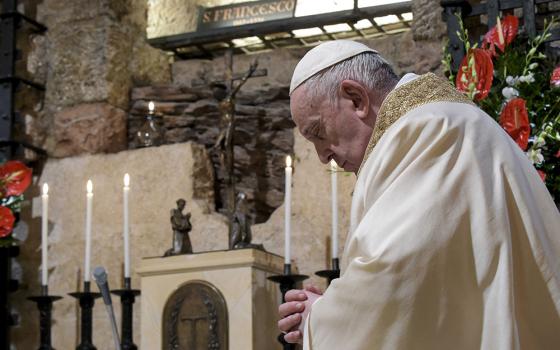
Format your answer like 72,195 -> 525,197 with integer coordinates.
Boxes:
502,87 -> 519,100
534,135 -> 546,148
529,62 -> 539,70
527,148 -> 544,165
506,76 -> 517,86
519,73 -> 535,83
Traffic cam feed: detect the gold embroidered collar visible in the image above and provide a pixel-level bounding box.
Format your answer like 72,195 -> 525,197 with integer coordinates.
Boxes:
357,73 -> 474,174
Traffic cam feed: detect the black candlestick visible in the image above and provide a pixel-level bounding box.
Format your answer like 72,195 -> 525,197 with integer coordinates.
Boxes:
68,282 -> 101,350
111,277 -> 140,350
268,264 -> 308,350
28,285 -> 63,350
315,258 -> 340,285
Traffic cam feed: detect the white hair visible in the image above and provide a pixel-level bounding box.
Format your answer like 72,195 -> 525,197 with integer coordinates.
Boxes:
301,52 -> 399,105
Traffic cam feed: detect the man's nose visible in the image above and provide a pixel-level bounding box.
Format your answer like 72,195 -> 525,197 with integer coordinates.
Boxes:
314,143 -> 330,164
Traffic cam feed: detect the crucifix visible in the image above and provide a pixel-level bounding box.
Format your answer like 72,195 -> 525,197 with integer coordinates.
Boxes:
208,49 -> 267,247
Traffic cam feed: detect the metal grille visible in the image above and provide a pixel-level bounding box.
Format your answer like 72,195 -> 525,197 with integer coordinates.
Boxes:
148,2 -> 413,59
441,0 -> 560,70
0,0 -> 47,162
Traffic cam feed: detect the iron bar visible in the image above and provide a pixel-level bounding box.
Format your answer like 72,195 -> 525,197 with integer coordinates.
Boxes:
487,0 -> 500,28
523,0 -> 537,38
0,12 -> 47,32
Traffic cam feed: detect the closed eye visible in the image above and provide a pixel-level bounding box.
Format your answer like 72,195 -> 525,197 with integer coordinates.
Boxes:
306,121 -> 324,140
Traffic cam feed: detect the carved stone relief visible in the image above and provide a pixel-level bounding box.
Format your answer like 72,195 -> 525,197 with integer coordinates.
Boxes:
163,281 -> 228,350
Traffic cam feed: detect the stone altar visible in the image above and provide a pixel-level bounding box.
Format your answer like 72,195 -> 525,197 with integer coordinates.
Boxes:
137,248 -> 284,350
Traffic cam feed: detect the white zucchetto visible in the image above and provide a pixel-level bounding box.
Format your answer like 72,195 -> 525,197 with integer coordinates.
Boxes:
289,40 -> 378,95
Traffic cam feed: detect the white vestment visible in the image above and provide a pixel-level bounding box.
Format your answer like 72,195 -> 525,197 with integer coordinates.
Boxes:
303,73 -> 560,349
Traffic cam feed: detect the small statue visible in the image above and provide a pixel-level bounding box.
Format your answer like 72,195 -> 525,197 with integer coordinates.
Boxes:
230,192 -> 264,250
164,199 -> 193,256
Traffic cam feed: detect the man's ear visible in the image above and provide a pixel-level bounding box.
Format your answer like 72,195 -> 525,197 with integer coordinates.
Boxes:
339,80 -> 369,119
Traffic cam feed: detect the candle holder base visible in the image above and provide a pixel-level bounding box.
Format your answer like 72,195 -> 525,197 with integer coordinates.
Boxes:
69,285 -> 101,350
268,264 -> 308,350
315,269 -> 340,285
267,274 -> 309,300
27,294 -> 63,350
315,258 -> 340,286
111,287 -> 141,350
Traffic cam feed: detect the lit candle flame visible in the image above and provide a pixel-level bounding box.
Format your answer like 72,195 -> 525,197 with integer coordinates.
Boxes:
124,173 -> 130,187
148,101 -> 155,114
42,183 -> 49,195
330,159 -> 337,170
286,155 -> 292,168
86,180 -> 93,194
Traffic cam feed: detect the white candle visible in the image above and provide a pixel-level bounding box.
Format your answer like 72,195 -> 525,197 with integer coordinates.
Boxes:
41,183 -> 49,286
148,101 -> 155,114
284,156 -> 292,265
123,173 -> 130,278
84,180 -> 93,282
330,160 -> 339,259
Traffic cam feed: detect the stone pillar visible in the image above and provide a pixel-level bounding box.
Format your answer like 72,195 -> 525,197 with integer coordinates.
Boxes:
34,0 -> 170,157
387,0 -> 447,74
411,0 -> 447,41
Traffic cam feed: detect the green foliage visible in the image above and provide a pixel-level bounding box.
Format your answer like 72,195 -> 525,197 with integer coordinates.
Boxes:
1,194 -> 24,213
0,236 -> 15,248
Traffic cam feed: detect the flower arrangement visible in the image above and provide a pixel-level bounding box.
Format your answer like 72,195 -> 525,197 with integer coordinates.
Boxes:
444,15 -> 560,202
0,161 -> 32,247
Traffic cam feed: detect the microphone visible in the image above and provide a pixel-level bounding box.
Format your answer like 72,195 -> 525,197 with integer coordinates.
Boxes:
93,266 -> 121,350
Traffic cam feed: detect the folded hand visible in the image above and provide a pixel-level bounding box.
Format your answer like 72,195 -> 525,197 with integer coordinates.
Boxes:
278,286 -> 323,344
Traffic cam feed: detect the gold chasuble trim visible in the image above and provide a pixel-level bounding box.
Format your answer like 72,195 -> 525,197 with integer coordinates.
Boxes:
358,73 -> 474,174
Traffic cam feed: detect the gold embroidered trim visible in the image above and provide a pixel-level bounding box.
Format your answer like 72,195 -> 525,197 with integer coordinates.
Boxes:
358,73 -> 475,174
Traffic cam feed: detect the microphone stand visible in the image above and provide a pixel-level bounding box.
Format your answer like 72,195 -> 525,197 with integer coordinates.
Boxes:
111,277 -> 140,350
93,266 -> 120,350
68,281 -> 101,350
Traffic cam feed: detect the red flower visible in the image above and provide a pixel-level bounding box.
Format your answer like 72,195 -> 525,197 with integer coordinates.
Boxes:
0,206 -> 15,238
456,48 -> 494,100
556,149 -> 560,158
551,66 -> 560,87
537,170 -> 546,182
0,161 -> 32,197
499,98 -> 530,150
482,15 -> 519,56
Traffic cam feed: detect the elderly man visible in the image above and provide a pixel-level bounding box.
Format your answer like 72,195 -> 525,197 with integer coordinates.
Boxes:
278,40 -> 560,349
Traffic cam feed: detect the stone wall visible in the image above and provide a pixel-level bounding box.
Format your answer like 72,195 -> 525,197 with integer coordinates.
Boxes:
128,84 -> 294,224
26,0 -> 172,158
